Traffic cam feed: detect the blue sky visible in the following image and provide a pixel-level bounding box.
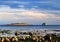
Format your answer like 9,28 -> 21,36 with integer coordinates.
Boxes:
0,0 -> 60,25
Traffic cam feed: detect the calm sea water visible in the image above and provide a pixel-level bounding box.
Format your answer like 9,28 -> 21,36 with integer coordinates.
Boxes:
0,25 -> 60,30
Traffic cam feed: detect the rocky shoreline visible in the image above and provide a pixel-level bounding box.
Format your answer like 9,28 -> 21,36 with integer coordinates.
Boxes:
0,30 -> 59,42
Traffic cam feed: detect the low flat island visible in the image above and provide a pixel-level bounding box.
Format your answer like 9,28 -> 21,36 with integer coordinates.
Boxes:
6,23 -> 30,26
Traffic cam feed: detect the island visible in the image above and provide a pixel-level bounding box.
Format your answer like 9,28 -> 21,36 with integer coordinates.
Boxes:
5,22 -> 47,26
42,23 -> 46,26
6,23 -> 30,26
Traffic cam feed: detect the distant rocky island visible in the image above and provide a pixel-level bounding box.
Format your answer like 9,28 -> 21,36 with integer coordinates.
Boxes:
6,23 -> 30,26
41,23 -> 46,26
5,22 -> 60,26
5,22 -> 46,26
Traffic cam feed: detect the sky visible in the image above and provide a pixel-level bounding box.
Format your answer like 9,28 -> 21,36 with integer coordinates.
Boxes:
0,0 -> 60,25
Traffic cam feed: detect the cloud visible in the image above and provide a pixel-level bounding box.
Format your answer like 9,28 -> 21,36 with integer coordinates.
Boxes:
0,0 -> 60,12
0,5 -> 60,25
2,1 -> 31,5
0,0 -> 59,25
0,5 -> 27,12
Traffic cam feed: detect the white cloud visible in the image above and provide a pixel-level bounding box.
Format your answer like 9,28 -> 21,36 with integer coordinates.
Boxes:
3,1 -> 30,5
0,5 -> 27,12
18,5 -> 25,8
0,5 -> 60,25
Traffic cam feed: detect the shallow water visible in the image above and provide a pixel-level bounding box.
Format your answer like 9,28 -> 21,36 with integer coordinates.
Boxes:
0,25 -> 60,37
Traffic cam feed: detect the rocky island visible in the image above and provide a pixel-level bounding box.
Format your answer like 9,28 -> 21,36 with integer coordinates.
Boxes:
6,23 -> 30,26
5,22 -> 46,26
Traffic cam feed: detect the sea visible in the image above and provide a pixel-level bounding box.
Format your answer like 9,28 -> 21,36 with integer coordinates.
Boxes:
0,25 -> 60,37
0,25 -> 60,31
